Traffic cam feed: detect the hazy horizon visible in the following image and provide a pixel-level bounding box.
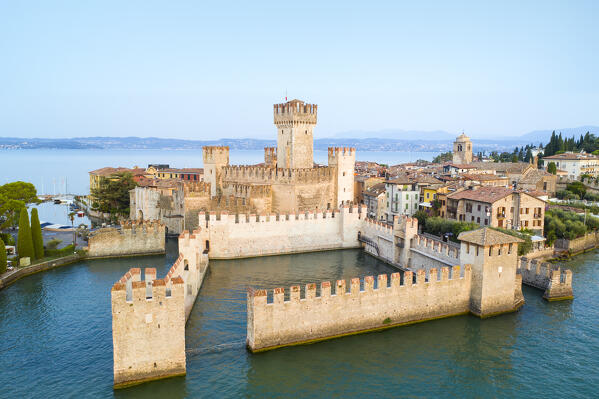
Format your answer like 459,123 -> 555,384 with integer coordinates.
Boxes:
1,1 -> 598,140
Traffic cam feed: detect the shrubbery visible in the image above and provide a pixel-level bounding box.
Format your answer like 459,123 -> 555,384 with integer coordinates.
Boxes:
490,227 -> 532,256
44,244 -> 76,257
423,216 -> 479,242
544,209 -> 599,244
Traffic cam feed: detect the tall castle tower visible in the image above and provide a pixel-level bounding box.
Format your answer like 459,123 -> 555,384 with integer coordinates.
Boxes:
452,133 -> 473,164
329,147 -> 355,207
274,99 -> 317,169
203,146 -> 229,197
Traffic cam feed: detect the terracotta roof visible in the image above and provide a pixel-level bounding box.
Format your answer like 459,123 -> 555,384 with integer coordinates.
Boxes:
459,173 -> 507,181
518,168 -> 554,184
89,167 -> 144,176
543,152 -> 599,161
446,163 -> 477,169
446,186 -> 513,203
364,183 -> 386,196
458,227 -> 524,246
469,162 -> 532,174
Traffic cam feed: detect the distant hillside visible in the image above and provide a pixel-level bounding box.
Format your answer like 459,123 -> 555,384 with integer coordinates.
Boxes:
517,126 -> 599,143
1,125 -> 598,152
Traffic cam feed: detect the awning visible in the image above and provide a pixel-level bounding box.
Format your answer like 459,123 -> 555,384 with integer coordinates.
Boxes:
419,202 -> 432,208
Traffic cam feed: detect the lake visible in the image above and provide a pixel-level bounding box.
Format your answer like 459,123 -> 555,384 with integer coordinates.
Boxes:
0,242 -> 597,398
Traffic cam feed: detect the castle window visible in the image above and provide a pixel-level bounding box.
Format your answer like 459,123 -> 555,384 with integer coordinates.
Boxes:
466,243 -> 470,253
476,246 -> 479,256
508,243 -> 513,254
343,172 -> 346,176
489,246 -> 493,256
498,246 -> 502,255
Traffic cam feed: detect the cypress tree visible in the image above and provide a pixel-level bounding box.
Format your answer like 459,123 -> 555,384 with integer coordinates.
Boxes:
0,238 -> 7,274
17,209 -> 34,262
30,208 -> 44,260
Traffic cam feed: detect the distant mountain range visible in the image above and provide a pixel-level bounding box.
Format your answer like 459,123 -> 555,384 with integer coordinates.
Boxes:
1,126 -> 597,152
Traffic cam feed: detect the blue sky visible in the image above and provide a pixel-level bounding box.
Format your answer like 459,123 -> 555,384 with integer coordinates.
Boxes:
0,1 -> 597,139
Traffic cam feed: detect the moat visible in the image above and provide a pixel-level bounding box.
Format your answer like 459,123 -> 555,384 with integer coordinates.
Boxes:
1,239 -> 597,398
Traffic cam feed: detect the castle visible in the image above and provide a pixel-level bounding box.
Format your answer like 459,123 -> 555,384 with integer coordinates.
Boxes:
202,99 -> 355,215
111,205 -> 573,387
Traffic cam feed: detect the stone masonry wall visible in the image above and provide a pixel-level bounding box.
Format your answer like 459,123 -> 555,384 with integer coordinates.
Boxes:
518,257 -> 573,300
88,221 -> 166,258
409,235 -> 460,270
111,269 -> 185,388
111,227 -> 209,388
360,218 -> 395,265
204,205 -> 365,259
247,265 -> 472,352
555,231 -> 599,254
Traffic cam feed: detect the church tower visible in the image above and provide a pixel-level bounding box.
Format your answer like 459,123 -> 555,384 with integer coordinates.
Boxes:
452,133 -> 473,164
273,99 -> 317,169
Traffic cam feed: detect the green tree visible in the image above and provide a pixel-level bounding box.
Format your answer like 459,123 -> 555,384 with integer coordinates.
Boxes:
567,181 -> 586,198
30,208 -> 44,260
432,152 -> 453,164
511,154 -> 518,163
547,162 -> 557,175
17,209 -> 34,261
0,238 -> 7,274
90,172 -> 137,218
0,181 -> 40,228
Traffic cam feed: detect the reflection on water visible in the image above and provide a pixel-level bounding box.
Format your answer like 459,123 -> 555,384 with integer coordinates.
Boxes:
0,241 -> 598,398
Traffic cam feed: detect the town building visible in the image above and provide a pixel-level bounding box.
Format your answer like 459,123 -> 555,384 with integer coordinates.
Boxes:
363,183 -> 386,221
542,152 -> 599,179
354,175 -> 385,204
385,176 -> 420,221
446,186 -> 546,234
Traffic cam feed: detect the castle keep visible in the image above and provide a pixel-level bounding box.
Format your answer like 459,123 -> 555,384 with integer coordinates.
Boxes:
202,99 -> 355,215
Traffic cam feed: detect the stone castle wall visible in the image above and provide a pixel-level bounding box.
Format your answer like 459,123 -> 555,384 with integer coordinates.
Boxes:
247,266 -> 471,352
360,218 -> 396,265
88,221 -> 166,258
555,231 -> 599,254
111,227 -> 209,388
409,235 -> 460,270
203,205 -> 365,259
111,268 -> 185,388
518,257 -> 573,300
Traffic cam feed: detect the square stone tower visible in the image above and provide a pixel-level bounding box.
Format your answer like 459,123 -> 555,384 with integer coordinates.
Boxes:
458,228 -> 524,317
202,146 -> 229,197
274,99 -> 317,169
453,133 -> 473,164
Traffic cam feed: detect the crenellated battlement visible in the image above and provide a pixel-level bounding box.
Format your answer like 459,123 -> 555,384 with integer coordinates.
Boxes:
264,147 -> 277,168
328,147 -> 356,159
222,165 -> 334,184
363,217 -> 394,235
202,146 -> 230,164
411,234 -> 460,261
88,220 -> 166,258
183,182 -> 211,196
247,265 -> 472,351
111,266 -> 186,387
222,182 -> 272,198
199,204 -> 364,225
120,219 -> 166,235
518,257 -> 573,300
273,100 -> 317,125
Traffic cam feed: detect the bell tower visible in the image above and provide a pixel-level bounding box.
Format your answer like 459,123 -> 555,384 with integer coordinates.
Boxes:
453,133 -> 473,164
273,99 -> 317,169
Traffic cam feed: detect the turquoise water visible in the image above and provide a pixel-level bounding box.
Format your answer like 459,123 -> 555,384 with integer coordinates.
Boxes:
0,241 -> 597,398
